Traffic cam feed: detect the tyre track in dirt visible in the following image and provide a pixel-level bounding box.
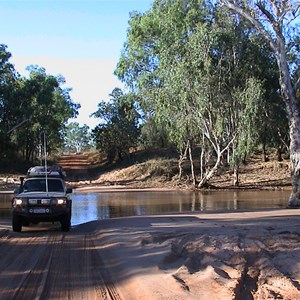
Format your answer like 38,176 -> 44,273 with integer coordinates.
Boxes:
0,229 -> 123,300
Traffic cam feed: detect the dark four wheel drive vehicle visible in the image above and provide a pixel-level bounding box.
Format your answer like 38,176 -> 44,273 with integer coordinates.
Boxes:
12,166 -> 72,232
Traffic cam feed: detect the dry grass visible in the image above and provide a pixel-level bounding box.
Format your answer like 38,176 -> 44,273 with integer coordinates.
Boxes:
210,157 -> 291,189
0,150 -> 292,191
92,151 -> 291,190
93,158 -> 179,188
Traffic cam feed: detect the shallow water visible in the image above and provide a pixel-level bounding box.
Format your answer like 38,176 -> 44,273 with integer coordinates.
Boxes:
70,189 -> 290,225
1,189 -> 291,225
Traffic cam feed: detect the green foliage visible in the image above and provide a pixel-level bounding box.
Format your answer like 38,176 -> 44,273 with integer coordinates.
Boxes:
0,46 -> 80,163
230,78 -> 263,165
13,66 -> 80,159
115,0 -> 290,183
63,122 -> 93,154
92,88 -> 140,162
0,45 -> 20,159
139,116 -> 169,148
116,0 -> 213,152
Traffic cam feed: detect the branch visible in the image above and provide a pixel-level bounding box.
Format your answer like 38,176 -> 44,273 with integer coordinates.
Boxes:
257,1 -> 276,24
294,77 -> 300,92
201,115 -> 219,155
257,1 -> 286,39
293,63 -> 300,91
220,133 -> 237,156
269,0 -> 281,17
293,5 -> 300,18
221,0 -> 277,52
7,119 -> 29,134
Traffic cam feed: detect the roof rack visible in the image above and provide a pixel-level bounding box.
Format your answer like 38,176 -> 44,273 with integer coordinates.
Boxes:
26,165 -> 66,179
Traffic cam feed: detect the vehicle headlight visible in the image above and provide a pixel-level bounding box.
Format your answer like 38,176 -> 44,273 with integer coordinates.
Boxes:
14,198 -> 23,206
55,198 -> 67,205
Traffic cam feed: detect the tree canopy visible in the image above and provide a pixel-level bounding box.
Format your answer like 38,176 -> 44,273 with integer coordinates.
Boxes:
115,0 -> 288,186
92,88 -> 140,163
63,122 -> 93,154
0,45 -> 80,164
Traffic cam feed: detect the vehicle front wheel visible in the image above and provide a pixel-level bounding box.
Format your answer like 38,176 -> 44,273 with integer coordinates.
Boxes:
22,220 -> 30,226
60,214 -> 71,232
12,215 -> 22,232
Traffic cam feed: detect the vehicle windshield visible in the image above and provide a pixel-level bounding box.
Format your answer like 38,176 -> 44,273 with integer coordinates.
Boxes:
23,179 -> 64,192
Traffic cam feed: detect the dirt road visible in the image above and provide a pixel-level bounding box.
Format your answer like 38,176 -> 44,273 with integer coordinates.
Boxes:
0,222 -> 122,300
1,208 -> 300,300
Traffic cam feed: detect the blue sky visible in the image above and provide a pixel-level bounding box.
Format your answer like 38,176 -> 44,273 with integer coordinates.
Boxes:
0,0 -> 153,128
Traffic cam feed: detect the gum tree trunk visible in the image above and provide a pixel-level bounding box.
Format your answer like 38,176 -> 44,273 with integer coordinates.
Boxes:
222,0 -> 300,207
275,35 -> 300,207
288,115 -> 300,207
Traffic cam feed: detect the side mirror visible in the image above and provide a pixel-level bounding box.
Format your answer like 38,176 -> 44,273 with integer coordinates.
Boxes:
15,176 -> 25,194
66,188 -> 73,194
14,188 -> 20,194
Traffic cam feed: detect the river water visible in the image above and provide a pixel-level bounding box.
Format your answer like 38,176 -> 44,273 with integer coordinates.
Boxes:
1,189 -> 291,225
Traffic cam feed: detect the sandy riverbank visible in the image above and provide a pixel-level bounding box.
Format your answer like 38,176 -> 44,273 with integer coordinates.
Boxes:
0,208 -> 300,299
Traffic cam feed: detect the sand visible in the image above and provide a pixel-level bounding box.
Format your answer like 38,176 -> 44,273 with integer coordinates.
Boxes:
0,207 -> 300,299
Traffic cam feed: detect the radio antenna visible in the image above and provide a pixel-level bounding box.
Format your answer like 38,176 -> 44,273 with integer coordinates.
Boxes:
42,131 -> 49,193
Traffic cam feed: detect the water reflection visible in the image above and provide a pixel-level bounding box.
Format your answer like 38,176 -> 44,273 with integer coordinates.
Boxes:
0,193 -> 12,219
0,190 -> 291,225
71,189 -> 290,225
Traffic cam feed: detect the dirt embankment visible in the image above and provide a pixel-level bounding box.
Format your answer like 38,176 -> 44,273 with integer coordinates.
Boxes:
62,151 -> 292,191
0,150 -> 292,191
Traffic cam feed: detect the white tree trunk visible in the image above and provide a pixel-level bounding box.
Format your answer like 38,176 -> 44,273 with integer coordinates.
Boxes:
198,151 -> 221,188
187,140 -> 196,187
286,106 -> 300,207
222,0 -> 300,207
276,40 -> 300,207
178,141 -> 189,180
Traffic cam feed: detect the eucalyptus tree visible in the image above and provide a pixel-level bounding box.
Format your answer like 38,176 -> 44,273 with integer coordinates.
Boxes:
0,44 -> 21,158
14,66 -> 80,160
162,19 -> 265,187
63,122 -> 93,154
253,44 -> 288,162
92,88 -> 140,163
0,46 -> 80,163
139,113 -> 170,149
116,0 -> 214,184
221,0 -> 300,205
116,0 -> 277,187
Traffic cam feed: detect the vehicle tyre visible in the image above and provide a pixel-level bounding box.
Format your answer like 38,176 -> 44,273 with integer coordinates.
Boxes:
12,215 -> 22,232
60,214 -> 71,232
22,220 -> 30,226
